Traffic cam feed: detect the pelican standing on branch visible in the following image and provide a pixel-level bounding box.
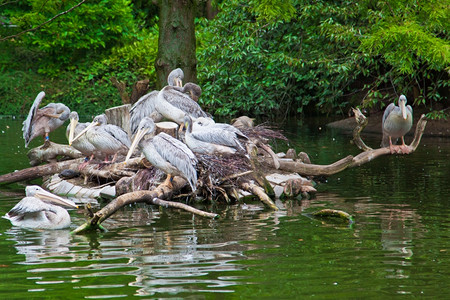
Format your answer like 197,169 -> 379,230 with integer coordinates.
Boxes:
129,68 -> 185,134
22,91 -> 70,147
3,185 -> 78,229
126,117 -> 198,191
71,114 -> 131,163
381,95 -> 413,154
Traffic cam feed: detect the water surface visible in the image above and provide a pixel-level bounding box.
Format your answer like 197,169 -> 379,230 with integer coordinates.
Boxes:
0,116 -> 449,299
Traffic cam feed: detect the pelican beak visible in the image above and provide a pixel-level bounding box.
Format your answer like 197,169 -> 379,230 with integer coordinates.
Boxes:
71,121 -> 98,145
399,99 -> 407,120
175,78 -> 183,87
35,190 -> 78,209
44,113 -> 63,119
125,127 -> 149,163
68,118 -> 78,144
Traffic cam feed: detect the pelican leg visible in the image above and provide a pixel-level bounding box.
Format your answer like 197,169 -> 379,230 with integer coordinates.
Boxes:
42,133 -> 51,148
399,136 -> 411,154
110,153 -> 119,163
163,174 -> 174,189
79,155 -> 94,170
388,137 -> 396,154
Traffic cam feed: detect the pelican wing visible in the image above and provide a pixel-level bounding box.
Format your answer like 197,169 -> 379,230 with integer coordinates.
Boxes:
191,127 -> 245,151
407,105 -> 413,117
130,91 -> 159,134
153,133 -> 198,188
22,91 -> 45,146
382,103 -> 396,126
163,87 -> 209,118
102,124 -> 131,148
154,133 -> 197,164
7,197 -> 53,217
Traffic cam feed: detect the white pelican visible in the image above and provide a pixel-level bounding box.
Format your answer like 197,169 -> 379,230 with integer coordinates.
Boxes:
71,114 -> 131,163
66,112 -> 97,159
381,95 -> 413,154
156,82 -> 208,124
126,117 -> 198,191
130,68 -> 185,134
183,115 -> 247,155
3,185 -> 78,229
22,91 -> 71,147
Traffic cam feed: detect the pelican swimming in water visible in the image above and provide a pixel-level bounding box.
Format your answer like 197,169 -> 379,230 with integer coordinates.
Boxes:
71,114 -> 131,163
3,185 -> 78,229
381,95 -> 413,154
183,115 -> 247,156
126,117 -> 198,191
22,91 -> 70,147
130,68 -> 188,134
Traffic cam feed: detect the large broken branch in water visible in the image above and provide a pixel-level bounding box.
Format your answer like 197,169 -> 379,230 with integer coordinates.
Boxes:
349,110 -> 427,167
72,176 -> 218,234
261,111 -> 428,175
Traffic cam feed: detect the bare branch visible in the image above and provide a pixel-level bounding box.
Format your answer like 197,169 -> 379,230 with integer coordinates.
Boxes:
0,0 -> 86,41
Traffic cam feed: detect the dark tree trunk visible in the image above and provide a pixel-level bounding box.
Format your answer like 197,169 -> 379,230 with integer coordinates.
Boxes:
155,0 -> 197,89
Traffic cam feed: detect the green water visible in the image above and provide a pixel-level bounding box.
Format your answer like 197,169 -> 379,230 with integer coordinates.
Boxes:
0,116 -> 449,299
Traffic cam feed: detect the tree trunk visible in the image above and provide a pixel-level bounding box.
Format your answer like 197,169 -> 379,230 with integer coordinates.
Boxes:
155,0 -> 197,88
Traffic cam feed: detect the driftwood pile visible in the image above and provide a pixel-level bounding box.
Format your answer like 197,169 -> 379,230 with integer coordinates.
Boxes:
0,109 -> 428,234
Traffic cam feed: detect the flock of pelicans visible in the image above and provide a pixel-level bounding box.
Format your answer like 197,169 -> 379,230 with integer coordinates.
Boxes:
2,68 -> 413,230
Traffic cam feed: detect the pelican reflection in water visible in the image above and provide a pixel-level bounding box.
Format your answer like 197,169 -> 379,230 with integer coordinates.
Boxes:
71,114 -> 131,163
381,95 -> 413,154
3,185 -> 78,230
126,117 -> 198,191
22,91 -> 71,147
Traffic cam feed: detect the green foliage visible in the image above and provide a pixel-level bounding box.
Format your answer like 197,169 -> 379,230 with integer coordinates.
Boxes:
1,0 -> 448,120
4,0 -> 136,75
0,1 -> 159,116
249,0 -> 296,22
197,0 -> 367,118
357,0 -> 449,112
197,0 -> 449,119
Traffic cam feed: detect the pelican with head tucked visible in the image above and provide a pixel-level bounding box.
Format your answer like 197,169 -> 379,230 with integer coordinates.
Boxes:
71,114 -> 131,163
126,117 -> 198,191
3,185 -> 78,229
381,95 -> 413,154
22,91 -> 70,147
156,81 -> 208,125
130,68 -> 185,134
183,115 -> 248,156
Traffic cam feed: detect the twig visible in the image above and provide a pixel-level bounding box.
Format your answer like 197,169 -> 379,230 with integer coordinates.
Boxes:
152,198 -> 219,219
352,107 -> 373,151
0,0 -> 86,41
239,181 -> 278,210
